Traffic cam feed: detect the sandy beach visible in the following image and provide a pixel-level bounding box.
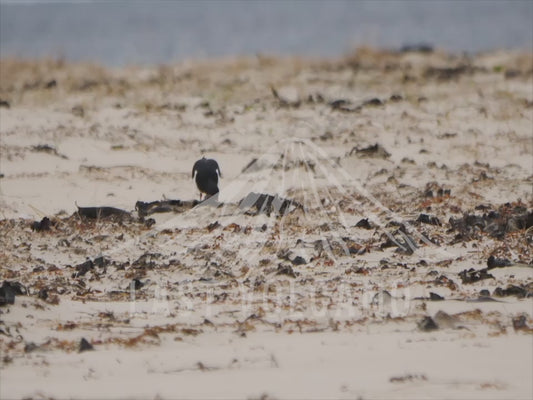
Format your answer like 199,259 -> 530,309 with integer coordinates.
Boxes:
1,48 -> 532,399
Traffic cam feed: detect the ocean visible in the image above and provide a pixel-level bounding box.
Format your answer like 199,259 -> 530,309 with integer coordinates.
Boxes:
1,0 -> 532,66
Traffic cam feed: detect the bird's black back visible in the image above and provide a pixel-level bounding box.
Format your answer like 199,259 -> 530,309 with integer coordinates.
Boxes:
192,158 -> 221,195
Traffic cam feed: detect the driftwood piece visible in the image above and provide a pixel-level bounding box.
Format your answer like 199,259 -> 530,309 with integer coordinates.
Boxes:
135,200 -> 199,217
135,193 -> 301,218
76,206 -> 131,219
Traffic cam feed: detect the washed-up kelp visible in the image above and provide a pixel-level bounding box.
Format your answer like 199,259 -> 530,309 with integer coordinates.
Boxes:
238,192 -> 303,216
76,205 -> 131,219
449,204 -> 532,240
135,200 -> 199,217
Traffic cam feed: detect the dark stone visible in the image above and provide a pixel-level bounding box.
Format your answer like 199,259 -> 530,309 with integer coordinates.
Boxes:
417,214 -> 441,226
24,342 -> 39,353
74,259 -> 95,277
429,292 -> 444,301
276,264 -> 297,278
418,316 -> 439,331
291,256 -> 306,266
329,99 -> 354,112
493,285 -> 530,298
448,205 -> 532,241
79,338 -> 94,352
479,289 -> 490,297
31,217 -> 52,232
487,255 -> 512,269
45,79 -> 57,89
0,281 -> 27,306
93,256 -> 107,268
0,282 -> 17,306
512,315 -> 529,331
362,98 -> 384,107
207,221 -> 221,232
131,279 -> 144,290
38,288 -> 48,300
0,99 -> 10,108
144,218 -> 156,228
350,143 -> 390,159
459,268 -> 494,284
355,218 -> 372,229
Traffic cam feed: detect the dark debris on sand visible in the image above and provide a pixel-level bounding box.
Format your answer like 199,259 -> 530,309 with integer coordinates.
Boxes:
449,203 -> 532,241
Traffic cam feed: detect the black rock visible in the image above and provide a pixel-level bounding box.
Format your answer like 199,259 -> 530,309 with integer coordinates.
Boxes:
130,279 -> 144,290
93,256 -> 107,268
0,281 -> 27,306
44,79 -> 57,89
79,338 -> 94,352
351,143 -> 391,159
429,292 -> 444,301
512,315 -> 529,331
276,264 -> 297,278
487,255 -> 512,269
24,342 -> 39,353
291,256 -> 306,266
418,316 -> 439,331
38,288 -> 48,300
31,217 -> 51,232
329,99 -> 355,112
144,218 -> 156,228
389,94 -> 403,102
459,268 -> 494,284
73,256 -> 108,278
362,98 -> 384,107
74,259 -> 94,277
417,214 -> 441,226
493,285 -> 531,298
479,289 -> 490,297
449,205 -> 532,241
355,218 -> 372,229
0,99 -> 10,108
0,282 -> 17,306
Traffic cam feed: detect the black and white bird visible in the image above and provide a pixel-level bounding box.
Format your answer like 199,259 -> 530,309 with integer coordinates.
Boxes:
192,157 -> 221,200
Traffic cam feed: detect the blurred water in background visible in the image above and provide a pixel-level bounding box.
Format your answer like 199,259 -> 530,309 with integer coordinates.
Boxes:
1,0 -> 532,66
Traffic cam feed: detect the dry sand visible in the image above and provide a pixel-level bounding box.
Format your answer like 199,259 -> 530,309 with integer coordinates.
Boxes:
0,48 -> 532,399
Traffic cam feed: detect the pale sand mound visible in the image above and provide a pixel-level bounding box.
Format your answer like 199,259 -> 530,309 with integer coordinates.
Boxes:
1,49 -> 532,399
